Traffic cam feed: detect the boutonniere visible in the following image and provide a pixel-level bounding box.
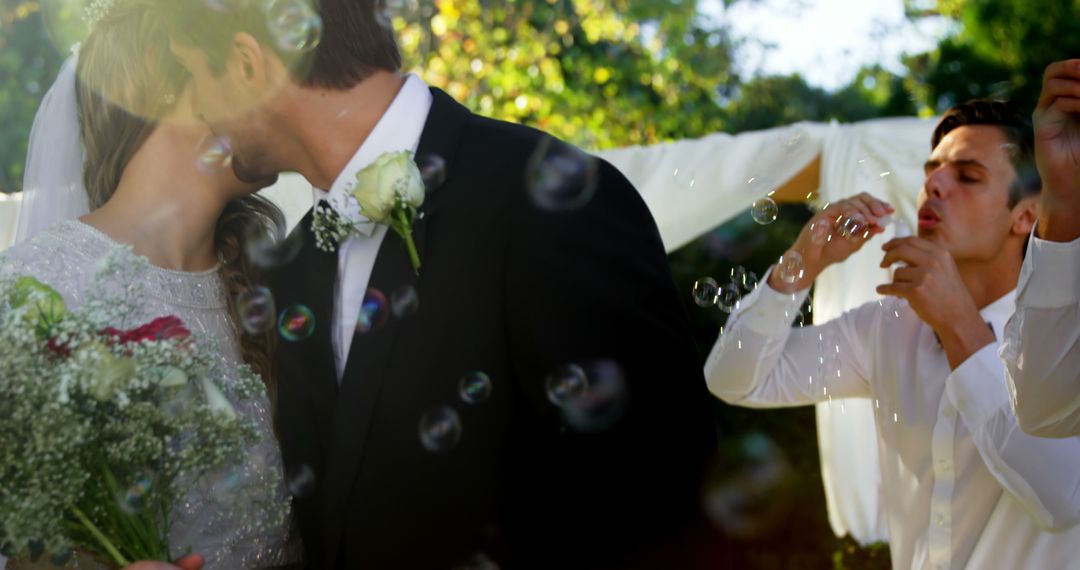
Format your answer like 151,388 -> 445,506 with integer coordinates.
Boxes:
313,150 -> 426,275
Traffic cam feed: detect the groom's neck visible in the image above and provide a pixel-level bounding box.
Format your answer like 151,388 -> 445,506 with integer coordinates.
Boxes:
282,71 -> 407,190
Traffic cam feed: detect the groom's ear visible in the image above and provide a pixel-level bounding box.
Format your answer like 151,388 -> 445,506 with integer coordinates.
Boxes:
231,32 -> 267,87
229,32 -> 291,95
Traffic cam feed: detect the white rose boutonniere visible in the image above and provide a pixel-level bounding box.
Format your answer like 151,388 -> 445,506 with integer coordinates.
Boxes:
313,150 -> 426,275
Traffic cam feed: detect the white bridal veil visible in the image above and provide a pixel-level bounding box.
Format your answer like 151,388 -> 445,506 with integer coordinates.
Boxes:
15,56 -> 90,244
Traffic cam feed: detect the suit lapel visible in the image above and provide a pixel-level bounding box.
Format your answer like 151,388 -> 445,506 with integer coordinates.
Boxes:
320,88 -> 473,566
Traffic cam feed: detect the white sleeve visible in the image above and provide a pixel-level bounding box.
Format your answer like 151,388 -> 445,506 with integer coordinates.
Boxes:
1001,229 -> 1080,438
704,268 -> 875,408
949,344 -> 1080,531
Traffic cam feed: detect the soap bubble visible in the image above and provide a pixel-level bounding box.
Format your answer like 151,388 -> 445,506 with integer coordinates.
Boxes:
751,197 -> 779,225
776,251 -> 805,284
692,278 -> 719,308
237,287 -> 276,335
525,138 -> 598,212
459,372 -> 493,405
419,406 -> 463,453
355,288 -> 390,334
417,154 -> 448,192
703,433 -> 793,539
716,283 -> 741,314
278,305 -> 315,341
266,0 -> 324,53
286,463 -> 316,498
196,135 -> 234,174
545,363 -> 589,406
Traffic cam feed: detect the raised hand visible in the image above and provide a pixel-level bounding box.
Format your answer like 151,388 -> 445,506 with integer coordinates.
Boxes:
877,237 -> 994,369
767,193 -> 894,292
123,554 -> 204,570
1034,59 -> 1080,242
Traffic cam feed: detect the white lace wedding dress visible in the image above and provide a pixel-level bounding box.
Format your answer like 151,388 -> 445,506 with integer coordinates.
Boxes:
0,220 -> 301,569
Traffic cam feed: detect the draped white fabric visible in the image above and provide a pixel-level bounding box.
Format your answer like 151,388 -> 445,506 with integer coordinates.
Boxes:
0,116 -> 937,554
813,117 -> 938,543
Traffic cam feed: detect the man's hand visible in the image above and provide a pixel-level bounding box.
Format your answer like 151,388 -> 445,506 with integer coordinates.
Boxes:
767,193 -> 893,293
1034,59 -> 1080,242
124,554 -> 203,570
878,237 -> 994,369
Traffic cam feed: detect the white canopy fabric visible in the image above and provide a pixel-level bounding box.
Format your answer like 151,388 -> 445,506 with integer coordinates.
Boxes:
0,115 -> 938,557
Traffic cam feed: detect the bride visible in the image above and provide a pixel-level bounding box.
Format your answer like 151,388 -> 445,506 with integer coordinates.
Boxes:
1,1 -> 301,568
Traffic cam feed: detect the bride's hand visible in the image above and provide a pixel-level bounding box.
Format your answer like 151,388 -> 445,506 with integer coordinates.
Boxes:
123,554 -> 203,570
768,192 -> 893,292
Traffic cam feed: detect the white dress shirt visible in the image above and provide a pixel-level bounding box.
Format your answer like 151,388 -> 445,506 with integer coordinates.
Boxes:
705,272 -> 1080,569
1001,229 -> 1080,438
311,74 -> 433,380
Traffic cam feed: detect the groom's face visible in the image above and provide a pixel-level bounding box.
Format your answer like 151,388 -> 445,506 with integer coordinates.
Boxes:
918,125 -> 1019,263
170,37 -> 282,184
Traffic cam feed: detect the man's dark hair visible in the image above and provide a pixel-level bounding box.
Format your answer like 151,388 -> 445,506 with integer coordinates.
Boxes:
931,99 -> 1042,207
166,0 -> 402,89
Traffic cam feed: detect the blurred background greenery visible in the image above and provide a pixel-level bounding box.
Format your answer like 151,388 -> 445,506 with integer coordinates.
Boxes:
3,0 -> 1079,566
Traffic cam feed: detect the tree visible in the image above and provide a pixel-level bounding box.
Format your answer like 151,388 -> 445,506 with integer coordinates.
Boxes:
0,2 -> 67,193
905,0 -> 1080,115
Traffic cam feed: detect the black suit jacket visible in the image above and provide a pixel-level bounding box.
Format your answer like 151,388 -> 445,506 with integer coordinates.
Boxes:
270,89 -> 717,569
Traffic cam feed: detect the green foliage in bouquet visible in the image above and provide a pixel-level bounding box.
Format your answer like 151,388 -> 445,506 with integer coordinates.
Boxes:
0,250 -> 272,567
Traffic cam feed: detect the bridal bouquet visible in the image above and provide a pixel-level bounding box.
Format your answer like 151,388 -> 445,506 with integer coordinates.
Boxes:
0,252 -> 265,567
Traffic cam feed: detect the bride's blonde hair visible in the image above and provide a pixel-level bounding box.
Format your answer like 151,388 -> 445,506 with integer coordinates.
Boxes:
75,0 -> 280,403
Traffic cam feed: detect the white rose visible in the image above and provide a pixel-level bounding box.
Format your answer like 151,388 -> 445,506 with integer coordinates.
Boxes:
352,150 -> 425,223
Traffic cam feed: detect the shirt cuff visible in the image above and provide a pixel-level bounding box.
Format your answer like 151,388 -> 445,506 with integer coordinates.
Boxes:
1018,224 -> 1080,309
733,266 -> 810,337
947,343 -> 1010,429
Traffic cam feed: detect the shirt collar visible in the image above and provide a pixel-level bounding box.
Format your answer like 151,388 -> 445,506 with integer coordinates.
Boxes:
979,289 -> 1016,340
312,74 -> 433,236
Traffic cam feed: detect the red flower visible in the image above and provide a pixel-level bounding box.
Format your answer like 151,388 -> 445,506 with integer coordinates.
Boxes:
45,336 -> 72,358
100,316 -> 191,345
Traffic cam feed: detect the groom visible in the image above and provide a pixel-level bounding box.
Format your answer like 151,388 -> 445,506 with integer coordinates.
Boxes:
165,1 -> 716,568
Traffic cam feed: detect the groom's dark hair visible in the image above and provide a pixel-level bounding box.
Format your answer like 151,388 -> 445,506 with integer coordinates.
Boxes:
165,0 -> 402,89
931,99 -> 1041,208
